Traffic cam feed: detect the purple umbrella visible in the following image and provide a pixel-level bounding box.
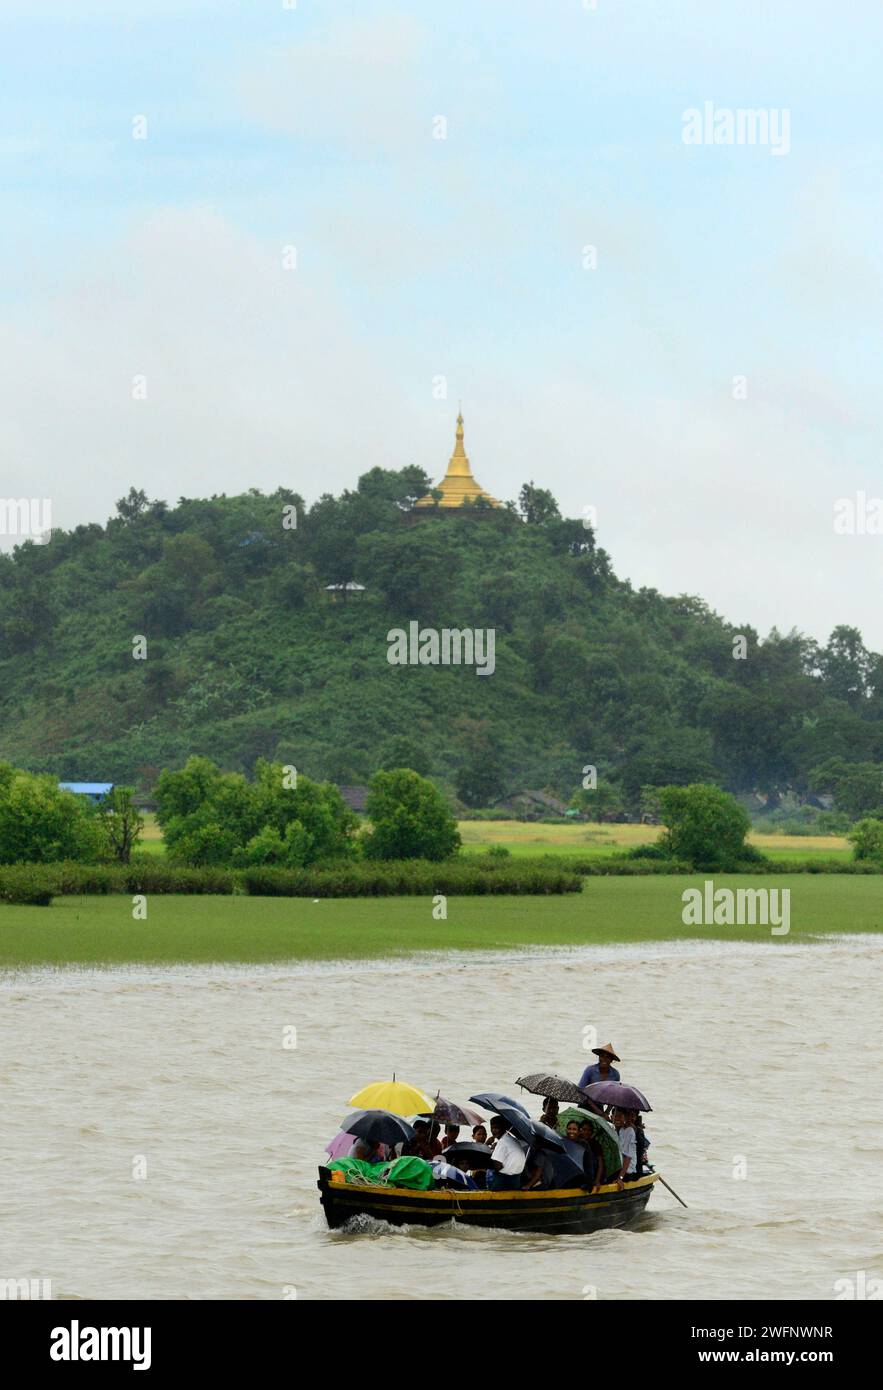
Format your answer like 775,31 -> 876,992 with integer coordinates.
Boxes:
324,1130 -> 358,1160
585,1081 -> 652,1112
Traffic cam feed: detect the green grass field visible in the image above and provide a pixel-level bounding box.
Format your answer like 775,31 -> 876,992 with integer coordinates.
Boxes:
0,875 -> 879,969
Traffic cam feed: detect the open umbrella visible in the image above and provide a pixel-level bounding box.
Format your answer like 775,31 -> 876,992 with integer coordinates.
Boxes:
342,1109 -> 415,1148
532,1147 -> 588,1188
469,1091 -> 530,1117
325,1111 -> 366,1160
443,1142 -> 495,1171
493,1104 -> 534,1146
515,1072 -> 599,1109
557,1108 -> 622,1178
348,1076 -> 434,1116
530,1120 -> 566,1152
430,1158 -> 476,1188
432,1097 -> 484,1128
585,1081 -> 652,1112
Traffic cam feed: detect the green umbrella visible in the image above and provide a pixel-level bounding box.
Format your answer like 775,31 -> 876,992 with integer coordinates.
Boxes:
557,1107 -> 621,1178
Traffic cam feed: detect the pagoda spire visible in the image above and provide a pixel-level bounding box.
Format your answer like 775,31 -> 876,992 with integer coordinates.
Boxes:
415,411 -> 500,508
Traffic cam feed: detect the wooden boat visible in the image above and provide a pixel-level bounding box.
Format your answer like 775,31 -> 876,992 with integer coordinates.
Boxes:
318,1166 -> 659,1235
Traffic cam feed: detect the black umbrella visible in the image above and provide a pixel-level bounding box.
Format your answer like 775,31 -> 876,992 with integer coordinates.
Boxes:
530,1120 -> 566,1152
515,1072 -> 604,1115
534,1148 -> 588,1188
342,1109 -> 415,1148
493,1105 -> 534,1146
560,1135 -> 588,1165
469,1091 -> 530,1117
443,1142 -> 495,1171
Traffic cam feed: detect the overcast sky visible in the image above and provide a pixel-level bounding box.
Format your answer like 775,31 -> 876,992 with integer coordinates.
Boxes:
1,0 -> 881,648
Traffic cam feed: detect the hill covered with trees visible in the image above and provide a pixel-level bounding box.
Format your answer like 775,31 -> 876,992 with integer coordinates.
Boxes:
1,467 -> 881,821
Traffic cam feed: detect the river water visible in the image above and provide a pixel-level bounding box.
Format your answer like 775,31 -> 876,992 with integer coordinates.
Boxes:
2,937 -> 881,1301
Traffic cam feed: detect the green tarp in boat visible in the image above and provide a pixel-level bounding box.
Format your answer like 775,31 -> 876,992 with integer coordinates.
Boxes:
326,1158 -> 387,1183
326,1156 -> 435,1190
377,1156 -> 435,1190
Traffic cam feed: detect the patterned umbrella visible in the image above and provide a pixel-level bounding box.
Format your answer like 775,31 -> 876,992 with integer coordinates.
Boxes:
584,1081 -> 652,1112
515,1072 -> 597,1107
430,1158 -> 476,1187
432,1096 -> 485,1127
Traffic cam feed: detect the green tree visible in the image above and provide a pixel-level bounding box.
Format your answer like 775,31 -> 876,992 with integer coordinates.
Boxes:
570,783 -> 625,821
454,718 -> 506,808
96,786 -> 144,863
356,526 -> 452,617
847,817 -> 883,863
154,757 -> 356,865
364,768 -> 460,861
658,782 -> 750,870
808,758 -> 883,820
377,735 -> 431,777
252,760 -> 356,863
518,481 -> 561,526
817,625 -> 872,706
0,771 -> 105,864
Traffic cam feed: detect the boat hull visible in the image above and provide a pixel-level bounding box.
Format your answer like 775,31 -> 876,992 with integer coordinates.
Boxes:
318,1167 -> 658,1235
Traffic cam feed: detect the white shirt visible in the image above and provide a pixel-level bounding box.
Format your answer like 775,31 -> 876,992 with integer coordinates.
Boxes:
617,1126 -> 637,1173
493,1132 -> 529,1176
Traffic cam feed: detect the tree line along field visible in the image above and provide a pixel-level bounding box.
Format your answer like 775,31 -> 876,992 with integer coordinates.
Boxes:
0,874 -> 879,969
135,813 -> 853,862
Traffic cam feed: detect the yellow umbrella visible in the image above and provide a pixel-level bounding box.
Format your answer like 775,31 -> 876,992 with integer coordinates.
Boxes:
348,1075 -> 433,1117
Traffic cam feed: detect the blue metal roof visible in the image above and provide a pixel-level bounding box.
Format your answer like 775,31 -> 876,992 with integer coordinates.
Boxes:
59,782 -> 114,795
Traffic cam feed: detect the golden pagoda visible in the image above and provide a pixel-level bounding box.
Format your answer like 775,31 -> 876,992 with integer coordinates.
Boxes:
415,412 -> 500,509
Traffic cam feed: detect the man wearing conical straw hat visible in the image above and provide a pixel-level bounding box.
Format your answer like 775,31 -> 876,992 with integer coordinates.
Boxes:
578,1043 -> 621,1090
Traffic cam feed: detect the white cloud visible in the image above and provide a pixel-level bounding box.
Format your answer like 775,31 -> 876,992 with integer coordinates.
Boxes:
237,13 -> 429,156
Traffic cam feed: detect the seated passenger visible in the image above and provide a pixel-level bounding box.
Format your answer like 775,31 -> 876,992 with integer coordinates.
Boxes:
612,1107 -> 638,1185
352,1136 -> 385,1165
404,1119 -> 442,1161
441,1123 -> 460,1151
486,1122 -> 529,1190
577,1119 -> 603,1190
635,1113 -> 650,1168
539,1097 -> 560,1131
486,1115 -> 507,1152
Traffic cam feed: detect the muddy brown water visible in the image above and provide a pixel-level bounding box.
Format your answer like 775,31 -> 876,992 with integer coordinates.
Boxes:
2,937 -> 881,1300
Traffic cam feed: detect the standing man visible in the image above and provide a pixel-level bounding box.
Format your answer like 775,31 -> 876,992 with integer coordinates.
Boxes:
578,1043 -> 621,1090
